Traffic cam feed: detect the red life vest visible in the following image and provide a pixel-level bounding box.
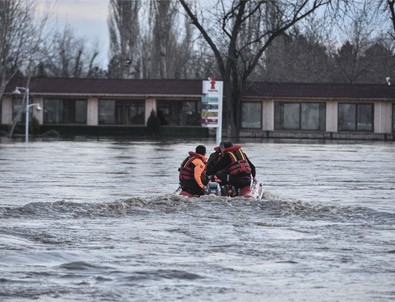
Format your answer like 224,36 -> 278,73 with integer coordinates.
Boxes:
179,152 -> 204,181
224,145 -> 252,176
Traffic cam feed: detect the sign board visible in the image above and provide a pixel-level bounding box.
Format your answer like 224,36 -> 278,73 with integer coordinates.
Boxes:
202,78 -> 223,144
201,96 -> 219,127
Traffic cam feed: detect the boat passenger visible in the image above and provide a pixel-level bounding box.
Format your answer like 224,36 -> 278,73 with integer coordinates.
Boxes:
179,145 -> 209,196
206,145 -> 227,183
206,141 -> 256,191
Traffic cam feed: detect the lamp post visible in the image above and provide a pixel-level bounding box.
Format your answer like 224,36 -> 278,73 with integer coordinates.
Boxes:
13,87 -> 42,143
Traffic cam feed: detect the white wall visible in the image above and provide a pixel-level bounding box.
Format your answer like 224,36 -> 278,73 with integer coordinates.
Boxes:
262,100 -> 274,131
326,100 -> 338,132
374,101 -> 392,133
1,97 -> 13,124
87,97 -> 98,125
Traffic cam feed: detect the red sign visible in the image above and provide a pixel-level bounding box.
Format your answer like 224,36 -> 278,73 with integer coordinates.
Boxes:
210,77 -> 216,90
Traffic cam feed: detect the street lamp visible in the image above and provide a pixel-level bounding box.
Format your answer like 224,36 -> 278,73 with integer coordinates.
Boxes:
13,87 -> 42,143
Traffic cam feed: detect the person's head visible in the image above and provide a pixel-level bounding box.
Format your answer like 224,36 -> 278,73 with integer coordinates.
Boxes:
195,145 -> 206,156
219,140 -> 233,152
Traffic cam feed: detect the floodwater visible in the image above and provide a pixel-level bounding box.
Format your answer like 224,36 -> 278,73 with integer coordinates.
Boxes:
0,138 -> 394,301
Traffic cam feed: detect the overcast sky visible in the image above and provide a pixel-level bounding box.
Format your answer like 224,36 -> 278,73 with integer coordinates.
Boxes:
39,0 -> 110,67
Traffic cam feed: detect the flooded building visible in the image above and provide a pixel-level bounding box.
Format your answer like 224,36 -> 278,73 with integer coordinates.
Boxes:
1,77 -> 394,140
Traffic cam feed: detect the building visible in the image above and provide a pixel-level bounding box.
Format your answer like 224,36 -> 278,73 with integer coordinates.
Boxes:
1,77 -> 394,140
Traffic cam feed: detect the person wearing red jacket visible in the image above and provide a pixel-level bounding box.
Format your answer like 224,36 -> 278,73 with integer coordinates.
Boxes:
206,141 -> 255,191
179,145 -> 208,196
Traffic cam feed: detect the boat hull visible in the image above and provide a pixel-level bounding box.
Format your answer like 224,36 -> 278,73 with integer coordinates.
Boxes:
177,179 -> 264,200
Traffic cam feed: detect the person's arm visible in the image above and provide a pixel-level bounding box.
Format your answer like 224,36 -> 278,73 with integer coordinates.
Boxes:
193,159 -> 206,189
206,154 -> 231,176
201,170 -> 209,186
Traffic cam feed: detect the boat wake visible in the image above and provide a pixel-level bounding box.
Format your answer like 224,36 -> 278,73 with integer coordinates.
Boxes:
0,193 -> 393,224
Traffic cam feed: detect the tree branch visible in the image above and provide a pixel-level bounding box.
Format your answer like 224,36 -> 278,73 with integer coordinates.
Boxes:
178,0 -> 225,75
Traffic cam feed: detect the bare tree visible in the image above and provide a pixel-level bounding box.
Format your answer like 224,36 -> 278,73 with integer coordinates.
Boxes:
360,42 -> 395,84
331,1 -> 386,83
41,25 -> 100,78
107,0 -> 203,80
188,39 -> 218,79
332,41 -> 363,83
378,0 -> 395,39
149,0 -> 201,79
108,0 -> 141,79
264,32 -> 331,83
389,0 -> 395,37
263,1 -> 391,84
150,1 -> 175,78
0,0 -> 48,105
178,0 -> 344,137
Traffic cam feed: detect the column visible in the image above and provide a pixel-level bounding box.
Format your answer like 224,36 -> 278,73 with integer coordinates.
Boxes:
87,97 -> 99,125
262,99 -> 274,131
326,100 -> 338,132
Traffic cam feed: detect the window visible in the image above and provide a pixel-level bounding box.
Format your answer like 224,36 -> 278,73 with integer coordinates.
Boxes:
157,100 -> 200,126
127,101 -> 145,124
283,103 -> 300,129
301,103 -> 322,130
338,103 -> 373,131
44,99 -> 87,124
99,100 -> 145,125
99,100 -> 115,124
75,100 -> 87,123
275,102 -> 325,130
241,102 -> 262,129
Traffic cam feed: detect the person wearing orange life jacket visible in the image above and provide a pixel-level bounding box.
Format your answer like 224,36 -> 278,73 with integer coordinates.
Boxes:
179,145 -> 209,196
206,141 -> 256,190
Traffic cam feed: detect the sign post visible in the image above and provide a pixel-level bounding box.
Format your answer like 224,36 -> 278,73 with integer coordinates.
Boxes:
201,77 -> 223,145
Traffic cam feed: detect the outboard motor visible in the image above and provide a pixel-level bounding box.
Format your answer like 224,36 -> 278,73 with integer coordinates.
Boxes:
205,182 -> 221,196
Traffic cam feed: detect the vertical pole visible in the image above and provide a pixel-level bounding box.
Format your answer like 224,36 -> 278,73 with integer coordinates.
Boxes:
216,94 -> 222,145
25,89 -> 29,143
216,82 -> 223,145
216,124 -> 221,145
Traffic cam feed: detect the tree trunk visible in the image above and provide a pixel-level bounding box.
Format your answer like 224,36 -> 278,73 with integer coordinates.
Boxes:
178,0 -> 342,138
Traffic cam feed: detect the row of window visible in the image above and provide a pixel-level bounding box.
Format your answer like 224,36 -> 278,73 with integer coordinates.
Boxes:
10,98 -> 395,131
12,99 -> 197,127
274,102 -> 326,130
98,100 -> 145,125
242,102 -> 376,131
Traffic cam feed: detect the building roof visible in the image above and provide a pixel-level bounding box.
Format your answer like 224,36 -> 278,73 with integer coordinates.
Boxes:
245,82 -> 395,99
6,77 -> 203,97
4,77 -> 395,100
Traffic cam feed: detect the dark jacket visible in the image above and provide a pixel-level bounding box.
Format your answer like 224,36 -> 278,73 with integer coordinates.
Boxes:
206,145 -> 256,179
206,146 -> 221,172
206,147 -> 228,182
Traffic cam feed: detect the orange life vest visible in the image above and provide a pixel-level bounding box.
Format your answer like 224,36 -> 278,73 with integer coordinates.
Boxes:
179,152 -> 205,181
